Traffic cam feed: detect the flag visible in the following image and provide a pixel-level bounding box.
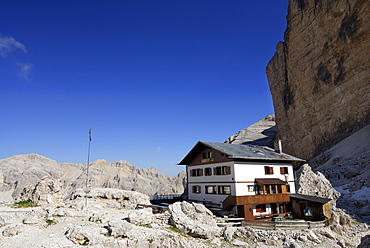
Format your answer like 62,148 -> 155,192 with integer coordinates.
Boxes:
89,129 -> 92,141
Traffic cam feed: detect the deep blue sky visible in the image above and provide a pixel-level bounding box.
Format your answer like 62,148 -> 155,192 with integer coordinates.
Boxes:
0,1 -> 288,176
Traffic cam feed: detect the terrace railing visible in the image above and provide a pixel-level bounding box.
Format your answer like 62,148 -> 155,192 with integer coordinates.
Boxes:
241,219 -> 326,230
149,194 -> 182,201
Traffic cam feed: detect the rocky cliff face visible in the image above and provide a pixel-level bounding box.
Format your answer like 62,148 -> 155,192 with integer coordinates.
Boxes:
225,115 -> 276,147
0,154 -> 185,202
266,0 -> 370,160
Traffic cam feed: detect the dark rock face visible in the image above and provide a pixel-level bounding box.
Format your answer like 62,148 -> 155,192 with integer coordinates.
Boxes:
266,0 -> 370,160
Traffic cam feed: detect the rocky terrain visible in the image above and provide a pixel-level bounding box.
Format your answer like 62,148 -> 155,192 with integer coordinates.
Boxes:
266,0 -> 370,160
0,154 -> 186,203
310,125 -> 370,224
0,179 -> 369,248
225,115 -> 276,147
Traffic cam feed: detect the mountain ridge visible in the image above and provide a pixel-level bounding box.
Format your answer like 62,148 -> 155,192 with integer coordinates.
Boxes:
0,153 -> 185,203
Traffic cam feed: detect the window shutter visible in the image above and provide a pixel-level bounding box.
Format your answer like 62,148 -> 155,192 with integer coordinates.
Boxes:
269,167 -> 274,174
280,167 -> 284,174
264,166 -> 269,174
225,166 -> 231,175
199,169 -> 203,176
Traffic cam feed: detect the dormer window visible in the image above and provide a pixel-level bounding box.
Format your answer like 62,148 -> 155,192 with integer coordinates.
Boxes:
201,150 -> 214,163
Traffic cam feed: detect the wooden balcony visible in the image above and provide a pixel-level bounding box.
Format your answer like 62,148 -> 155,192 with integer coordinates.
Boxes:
223,194 -> 290,210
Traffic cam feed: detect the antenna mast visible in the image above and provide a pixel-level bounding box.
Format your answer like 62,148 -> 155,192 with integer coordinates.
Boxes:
85,128 -> 92,208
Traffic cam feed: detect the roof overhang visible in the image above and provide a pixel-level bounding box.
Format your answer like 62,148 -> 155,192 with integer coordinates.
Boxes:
255,178 -> 287,185
178,141 -> 305,165
289,193 -> 331,204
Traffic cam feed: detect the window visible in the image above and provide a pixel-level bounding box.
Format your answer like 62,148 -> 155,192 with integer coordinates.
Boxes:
280,167 -> 289,174
265,185 -> 270,194
264,166 -> 274,175
248,185 -> 255,192
192,185 -> 201,194
263,185 -> 281,194
214,166 -> 231,175
190,168 -> 203,177
203,151 -> 213,159
271,184 -> 277,194
205,167 -> 212,176
277,184 -> 282,193
218,185 -> 231,195
205,186 -> 217,194
201,151 -> 214,163
255,204 -> 267,213
286,184 -> 291,193
257,185 -> 264,195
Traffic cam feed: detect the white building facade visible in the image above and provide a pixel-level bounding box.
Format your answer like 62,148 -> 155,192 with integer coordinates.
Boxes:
179,141 -> 303,220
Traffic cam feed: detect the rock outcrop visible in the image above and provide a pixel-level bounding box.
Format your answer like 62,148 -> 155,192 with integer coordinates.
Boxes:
225,115 -> 276,147
295,163 -> 341,208
0,154 -> 185,202
15,178 -> 63,207
266,0 -> 370,160
168,201 -> 221,239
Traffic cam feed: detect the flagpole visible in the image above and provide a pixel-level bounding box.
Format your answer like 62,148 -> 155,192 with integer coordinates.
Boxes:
85,128 -> 91,208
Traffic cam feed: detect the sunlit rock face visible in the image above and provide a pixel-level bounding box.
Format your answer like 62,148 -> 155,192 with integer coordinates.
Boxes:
225,115 -> 276,147
0,154 -> 185,202
266,0 -> 370,160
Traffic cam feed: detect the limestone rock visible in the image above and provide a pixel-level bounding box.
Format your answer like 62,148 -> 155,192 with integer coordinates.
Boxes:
221,226 -> 235,241
106,220 -> 136,238
0,154 -> 185,203
267,0 -> 370,161
225,114 -> 276,147
16,178 -> 63,206
168,201 -> 220,239
127,208 -> 154,226
310,126 -> 370,224
2,224 -> 22,237
70,187 -> 150,210
295,163 -> 340,207
65,225 -> 92,245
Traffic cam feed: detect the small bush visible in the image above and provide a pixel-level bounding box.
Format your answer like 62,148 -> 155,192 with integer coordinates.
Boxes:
46,219 -> 55,226
12,201 -> 37,208
169,226 -> 182,234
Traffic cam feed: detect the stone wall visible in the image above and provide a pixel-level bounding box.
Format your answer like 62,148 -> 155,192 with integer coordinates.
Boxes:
266,0 -> 370,160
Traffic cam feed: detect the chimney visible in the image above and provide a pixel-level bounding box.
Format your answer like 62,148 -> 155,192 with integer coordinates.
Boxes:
274,140 -> 282,153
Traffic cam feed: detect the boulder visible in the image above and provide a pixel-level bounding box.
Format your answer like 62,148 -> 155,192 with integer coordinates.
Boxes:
127,208 -> 154,226
65,225 -> 92,245
221,226 -> 235,241
2,224 -> 22,237
296,163 -> 340,207
15,178 -> 63,206
168,201 -> 220,239
106,220 -> 136,238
